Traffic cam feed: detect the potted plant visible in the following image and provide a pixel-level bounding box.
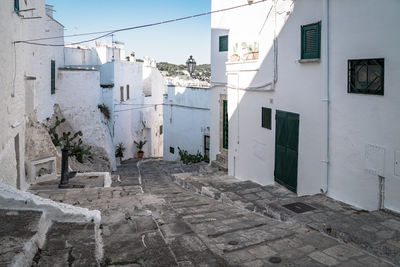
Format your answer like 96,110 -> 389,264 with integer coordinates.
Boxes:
115,142 -> 125,166
244,42 -> 259,61
134,140 -> 147,158
230,43 -> 240,62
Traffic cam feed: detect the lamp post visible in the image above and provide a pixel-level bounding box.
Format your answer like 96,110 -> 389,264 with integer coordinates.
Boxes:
186,55 -> 196,77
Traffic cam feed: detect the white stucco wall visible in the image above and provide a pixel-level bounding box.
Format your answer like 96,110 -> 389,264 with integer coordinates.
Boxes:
328,0 -> 400,211
110,61 -> 144,160
164,85 -> 210,161
64,47 -> 101,66
56,69 -> 116,170
211,0 -> 400,211
142,60 -> 165,158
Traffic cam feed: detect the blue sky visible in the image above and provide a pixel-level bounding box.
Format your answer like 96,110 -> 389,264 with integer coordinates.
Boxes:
47,0 -> 211,64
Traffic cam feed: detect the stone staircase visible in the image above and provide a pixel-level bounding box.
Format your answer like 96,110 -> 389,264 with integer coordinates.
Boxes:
0,209 -> 98,267
211,153 -> 228,172
0,183 -> 101,267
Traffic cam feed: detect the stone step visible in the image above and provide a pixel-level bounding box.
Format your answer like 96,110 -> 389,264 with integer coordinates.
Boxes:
101,213 -> 178,266
211,160 -> 228,172
32,222 -> 98,267
0,209 -> 49,267
216,153 -> 228,165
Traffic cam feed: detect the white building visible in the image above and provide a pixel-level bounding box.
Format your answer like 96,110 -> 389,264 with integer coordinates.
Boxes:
210,0 -> 400,212
163,83 -> 211,161
0,0 -> 64,189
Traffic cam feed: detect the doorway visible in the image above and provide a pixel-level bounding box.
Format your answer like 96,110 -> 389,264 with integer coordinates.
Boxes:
274,110 -> 299,193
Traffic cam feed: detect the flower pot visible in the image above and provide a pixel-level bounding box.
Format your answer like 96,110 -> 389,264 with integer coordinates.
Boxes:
137,151 -> 144,158
116,157 -> 121,166
230,54 -> 240,62
244,51 -> 259,61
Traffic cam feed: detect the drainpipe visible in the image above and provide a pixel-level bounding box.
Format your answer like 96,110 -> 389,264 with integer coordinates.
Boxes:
321,0 -> 330,193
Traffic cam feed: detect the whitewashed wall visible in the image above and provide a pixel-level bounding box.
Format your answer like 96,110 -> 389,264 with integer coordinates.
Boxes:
164,85 -> 210,161
211,0 -> 400,212
0,0 -> 65,189
328,0 -> 400,211
56,69 -> 116,170
64,47 -> 101,66
110,61 -> 144,160
142,59 -> 165,158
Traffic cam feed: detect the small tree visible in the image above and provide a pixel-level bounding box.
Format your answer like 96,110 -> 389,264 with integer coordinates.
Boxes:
134,140 -> 147,153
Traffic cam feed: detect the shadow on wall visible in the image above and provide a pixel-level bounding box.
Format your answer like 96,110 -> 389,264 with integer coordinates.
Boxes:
220,0 -> 325,196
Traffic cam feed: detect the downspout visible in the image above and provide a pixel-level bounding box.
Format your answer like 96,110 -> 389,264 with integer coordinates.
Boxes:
321,0 -> 330,193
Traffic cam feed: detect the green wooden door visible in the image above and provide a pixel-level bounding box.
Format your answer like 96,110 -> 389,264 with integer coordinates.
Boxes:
274,110 -> 299,193
222,100 -> 228,149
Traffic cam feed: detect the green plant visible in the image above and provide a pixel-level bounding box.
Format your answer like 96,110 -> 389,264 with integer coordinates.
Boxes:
45,116 -> 65,146
97,104 -> 110,120
134,140 -> 147,152
177,147 -> 206,164
115,142 -> 126,161
44,117 -> 92,163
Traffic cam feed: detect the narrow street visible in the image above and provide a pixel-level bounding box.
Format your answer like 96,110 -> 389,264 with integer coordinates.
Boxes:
29,159 -> 395,266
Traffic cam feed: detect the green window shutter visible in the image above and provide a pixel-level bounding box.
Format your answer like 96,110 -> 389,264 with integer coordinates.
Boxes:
219,35 -> 228,52
222,100 -> 228,149
14,0 -> 19,11
301,22 -> 321,59
51,60 -> 55,95
261,107 -> 272,129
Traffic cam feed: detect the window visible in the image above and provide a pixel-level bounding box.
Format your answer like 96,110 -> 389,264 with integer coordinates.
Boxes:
170,147 -> 174,154
126,85 -> 130,100
14,0 -> 19,11
50,60 -> 55,94
219,35 -> 228,52
301,22 -> 321,59
348,58 -> 384,95
120,86 -> 124,102
159,125 -> 163,135
261,107 -> 272,130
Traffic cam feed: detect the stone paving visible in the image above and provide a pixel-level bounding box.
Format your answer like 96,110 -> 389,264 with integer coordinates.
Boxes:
27,158 -> 399,266
172,168 -> 400,266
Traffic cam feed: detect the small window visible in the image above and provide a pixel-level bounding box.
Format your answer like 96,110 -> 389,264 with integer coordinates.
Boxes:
261,107 -> 272,129
159,125 -> 163,135
219,35 -> 228,52
51,60 -> 55,95
301,22 -> 321,59
170,147 -> 174,154
14,0 -> 19,11
348,58 -> 384,95
120,86 -> 124,102
126,85 -> 130,100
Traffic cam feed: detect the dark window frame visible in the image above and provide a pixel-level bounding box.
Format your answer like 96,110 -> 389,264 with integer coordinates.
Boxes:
301,22 -> 321,60
14,0 -> 19,11
50,60 -> 55,95
348,58 -> 384,95
261,107 -> 272,130
126,84 -> 130,100
169,147 -> 174,154
219,35 -> 228,52
120,86 -> 124,102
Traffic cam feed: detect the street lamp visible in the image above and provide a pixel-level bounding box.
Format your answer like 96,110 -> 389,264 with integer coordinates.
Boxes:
186,55 -> 196,77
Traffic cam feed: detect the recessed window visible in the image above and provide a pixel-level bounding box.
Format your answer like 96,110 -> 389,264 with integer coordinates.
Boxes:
261,107 -> 272,130
126,85 -> 130,100
219,35 -> 228,52
348,58 -> 384,95
120,86 -> 124,102
51,60 -> 55,95
159,125 -> 163,135
14,0 -> 19,11
301,22 -> 321,59
170,147 -> 174,154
